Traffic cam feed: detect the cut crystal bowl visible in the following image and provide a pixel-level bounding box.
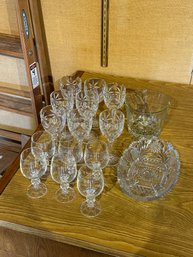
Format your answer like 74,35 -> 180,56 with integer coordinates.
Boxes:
117,137 -> 180,201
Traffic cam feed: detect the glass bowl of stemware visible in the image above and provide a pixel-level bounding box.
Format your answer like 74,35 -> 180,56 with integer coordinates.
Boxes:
117,136 -> 180,201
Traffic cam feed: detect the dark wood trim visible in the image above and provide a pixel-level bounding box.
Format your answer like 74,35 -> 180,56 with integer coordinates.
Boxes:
15,0 -> 44,124
0,85 -> 30,98
0,33 -> 23,58
0,152 -> 20,194
21,134 -> 30,148
0,93 -> 33,116
72,70 -> 85,79
0,130 -> 21,142
29,0 -> 54,105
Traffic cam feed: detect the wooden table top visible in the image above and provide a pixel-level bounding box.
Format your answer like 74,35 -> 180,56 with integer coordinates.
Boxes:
0,71 -> 193,257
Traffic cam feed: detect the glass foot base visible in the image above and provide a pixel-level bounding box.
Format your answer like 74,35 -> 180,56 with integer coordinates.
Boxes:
55,187 -> 76,203
80,201 -> 101,218
27,183 -> 47,199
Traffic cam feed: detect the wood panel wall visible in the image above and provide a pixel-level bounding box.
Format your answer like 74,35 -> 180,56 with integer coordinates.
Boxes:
40,0 -> 193,84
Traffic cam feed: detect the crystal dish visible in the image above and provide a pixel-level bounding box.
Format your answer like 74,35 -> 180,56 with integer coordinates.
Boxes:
117,137 -> 180,201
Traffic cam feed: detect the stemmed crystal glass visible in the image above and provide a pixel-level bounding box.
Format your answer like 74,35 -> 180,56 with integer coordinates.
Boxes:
20,147 -> 48,198
103,82 -> 126,109
40,105 -> 66,150
84,78 -> 106,103
31,130 -> 56,170
60,75 -> 82,102
67,109 -> 93,146
58,134 -> 83,164
84,78 -> 106,128
77,165 -> 104,217
76,90 -> 99,119
50,90 -> 73,116
50,153 -> 77,203
84,140 -> 109,176
99,109 -> 125,165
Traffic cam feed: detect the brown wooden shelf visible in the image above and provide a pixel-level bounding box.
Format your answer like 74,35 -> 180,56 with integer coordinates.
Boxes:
0,84 -> 30,98
0,129 -> 21,142
0,93 -> 33,116
0,33 -> 23,58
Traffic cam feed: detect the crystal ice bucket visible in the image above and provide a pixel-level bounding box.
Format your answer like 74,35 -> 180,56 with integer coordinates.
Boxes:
125,89 -> 171,138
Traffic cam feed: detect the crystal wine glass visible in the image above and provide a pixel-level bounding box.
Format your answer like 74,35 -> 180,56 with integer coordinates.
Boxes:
50,90 -> 73,116
84,78 -> 106,103
50,153 -> 77,203
67,109 -> 93,146
77,165 -> 104,217
20,147 -> 48,198
58,134 -> 83,163
84,139 -> 109,176
76,90 -> 99,119
31,130 -> 56,170
60,75 -> 82,101
40,105 -> 66,135
40,105 -> 66,151
84,78 -> 106,128
99,109 -> 125,165
103,82 -> 126,109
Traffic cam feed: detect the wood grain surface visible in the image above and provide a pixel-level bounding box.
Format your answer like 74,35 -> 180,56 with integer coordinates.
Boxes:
29,0 -> 54,106
0,129 -> 21,142
0,33 -> 23,58
0,94 -> 33,116
0,82 -> 30,98
1,71 -> 193,257
40,0 -> 193,84
0,227 -> 112,257
0,110 -> 36,136
0,137 -> 21,174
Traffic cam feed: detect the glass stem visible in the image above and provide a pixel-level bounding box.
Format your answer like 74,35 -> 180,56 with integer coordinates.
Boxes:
31,178 -> 41,189
107,140 -> 114,154
86,194 -> 96,208
60,182 -> 69,194
78,140 -> 83,157
93,114 -> 98,128
52,133 -> 60,153
93,169 -> 101,179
